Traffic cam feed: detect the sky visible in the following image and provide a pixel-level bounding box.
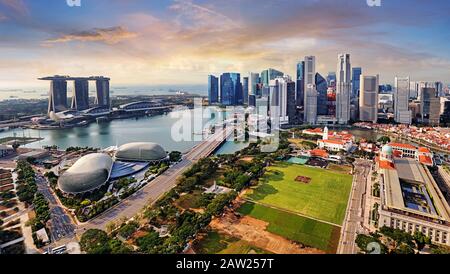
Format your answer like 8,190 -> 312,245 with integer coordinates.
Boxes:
0,0 -> 450,89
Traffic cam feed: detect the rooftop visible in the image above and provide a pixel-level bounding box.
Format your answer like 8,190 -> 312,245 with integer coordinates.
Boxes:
319,139 -> 345,145
418,147 -> 431,153
382,157 -> 450,221
389,142 -> 417,150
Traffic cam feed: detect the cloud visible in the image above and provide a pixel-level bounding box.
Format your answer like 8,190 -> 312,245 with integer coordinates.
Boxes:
1,0 -> 450,87
169,0 -> 241,31
0,0 -> 28,16
45,26 -> 138,44
0,13 -> 7,21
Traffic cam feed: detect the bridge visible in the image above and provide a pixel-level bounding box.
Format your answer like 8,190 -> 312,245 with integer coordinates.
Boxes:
76,126 -> 234,234
0,121 -> 31,129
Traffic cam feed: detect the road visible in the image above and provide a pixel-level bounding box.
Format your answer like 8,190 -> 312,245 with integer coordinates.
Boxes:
76,127 -> 232,235
35,173 -> 76,242
337,158 -> 372,254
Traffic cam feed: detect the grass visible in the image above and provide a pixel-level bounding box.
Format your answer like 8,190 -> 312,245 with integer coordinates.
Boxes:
176,190 -> 204,210
237,202 -> 340,253
195,231 -> 271,254
246,162 -> 352,225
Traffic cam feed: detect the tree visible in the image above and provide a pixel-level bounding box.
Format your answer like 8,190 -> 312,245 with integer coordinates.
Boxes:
109,238 -> 133,254
117,221 -> 139,240
80,229 -> 111,254
431,245 -> 450,254
395,243 -> 415,254
377,136 -> 391,144
136,230 -> 163,254
413,231 -> 431,251
169,151 -> 182,162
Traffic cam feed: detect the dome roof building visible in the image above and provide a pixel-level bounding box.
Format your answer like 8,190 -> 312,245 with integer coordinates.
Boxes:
58,153 -> 113,194
115,142 -> 167,162
381,145 -> 393,155
380,145 -> 394,162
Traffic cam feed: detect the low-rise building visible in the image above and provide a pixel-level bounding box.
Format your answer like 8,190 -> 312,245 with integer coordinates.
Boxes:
0,145 -> 13,158
389,142 -> 434,166
377,145 -> 450,246
316,127 -> 354,152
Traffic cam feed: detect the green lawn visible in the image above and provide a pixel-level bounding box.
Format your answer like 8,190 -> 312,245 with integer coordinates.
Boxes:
194,231 -> 271,254
246,163 -> 353,225
176,190 -> 204,209
237,202 -> 340,253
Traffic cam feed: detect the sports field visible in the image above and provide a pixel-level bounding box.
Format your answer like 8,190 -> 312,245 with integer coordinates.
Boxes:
237,202 -> 340,253
194,231 -> 271,254
245,163 -> 352,225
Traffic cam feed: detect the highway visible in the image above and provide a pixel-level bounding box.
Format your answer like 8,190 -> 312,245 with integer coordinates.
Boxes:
35,173 -> 76,242
76,127 -> 232,234
337,159 -> 372,254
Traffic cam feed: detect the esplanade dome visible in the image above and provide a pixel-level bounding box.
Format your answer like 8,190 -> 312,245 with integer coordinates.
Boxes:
58,153 -> 113,194
381,145 -> 393,155
115,142 -> 167,162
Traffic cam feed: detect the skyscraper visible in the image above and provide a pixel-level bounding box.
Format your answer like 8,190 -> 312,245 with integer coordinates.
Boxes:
71,79 -> 90,111
417,81 -> 433,100
286,80 -> 297,125
326,72 -> 336,88
351,67 -> 362,99
359,75 -> 379,123
394,77 -> 412,125
242,77 -> 249,104
336,54 -> 351,124
208,75 -> 219,104
315,73 -> 328,116
304,56 -> 317,124
440,99 -> 450,126
47,78 -> 68,113
261,70 -> 268,87
269,76 -> 293,124
296,61 -> 305,110
220,73 -> 241,106
435,82 -> 444,97
421,87 -> 440,126
261,68 -> 283,86
249,73 -> 260,96
95,77 -> 110,109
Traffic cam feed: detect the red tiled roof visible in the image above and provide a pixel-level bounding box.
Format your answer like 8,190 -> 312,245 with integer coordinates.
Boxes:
419,155 -> 433,166
306,128 -> 323,133
310,149 -> 329,158
390,142 -> 416,150
418,147 -> 431,154
379,160 -> 395,170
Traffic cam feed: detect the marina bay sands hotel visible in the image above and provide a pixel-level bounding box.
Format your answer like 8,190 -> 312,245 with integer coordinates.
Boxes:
39,76 -> 111,114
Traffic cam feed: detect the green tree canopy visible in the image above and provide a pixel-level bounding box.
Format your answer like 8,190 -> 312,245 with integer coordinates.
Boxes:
80,229 -> 111,254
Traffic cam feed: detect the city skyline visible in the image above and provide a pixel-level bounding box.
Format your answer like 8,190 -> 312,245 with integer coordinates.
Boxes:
1,0 -> 450,89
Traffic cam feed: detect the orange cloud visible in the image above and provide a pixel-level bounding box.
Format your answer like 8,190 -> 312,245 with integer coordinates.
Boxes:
45,26 -> 138,44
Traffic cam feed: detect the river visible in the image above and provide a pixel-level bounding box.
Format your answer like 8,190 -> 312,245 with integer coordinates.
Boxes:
0,107 -> 247,155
